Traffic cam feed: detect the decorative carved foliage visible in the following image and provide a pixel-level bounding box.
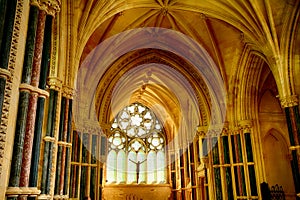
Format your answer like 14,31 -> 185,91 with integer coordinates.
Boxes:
31,0 -> 61,16
0,0 -> 24,176
280,95 -> 298,108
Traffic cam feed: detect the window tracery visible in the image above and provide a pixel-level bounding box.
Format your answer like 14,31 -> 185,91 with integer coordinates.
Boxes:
106,103 -> 166,184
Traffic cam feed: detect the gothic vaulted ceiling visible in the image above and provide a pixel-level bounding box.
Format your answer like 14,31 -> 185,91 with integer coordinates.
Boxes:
68,0 -> 299,130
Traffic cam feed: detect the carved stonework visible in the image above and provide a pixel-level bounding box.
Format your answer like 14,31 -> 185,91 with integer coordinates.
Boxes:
239,119 -> 252,133
279,95 -> 298,108
19,83 -> 49,98
30,0 -> 61,16
47,77 -> 62,91
0,68 -> 11,79
49,17 -> 58,77
62,85 -> 75,99
0,0 -> 24,176
229,126 -> 241,135
196,125 -> 208,137
196,123 -> 229,137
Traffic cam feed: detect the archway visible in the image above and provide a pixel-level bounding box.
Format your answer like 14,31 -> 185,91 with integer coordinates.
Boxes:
262,129 -> 295,199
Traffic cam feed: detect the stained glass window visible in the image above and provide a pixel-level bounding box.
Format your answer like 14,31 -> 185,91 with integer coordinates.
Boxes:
106,103 -> 166,184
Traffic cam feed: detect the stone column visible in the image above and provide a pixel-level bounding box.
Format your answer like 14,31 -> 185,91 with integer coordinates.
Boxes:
39,77 -> 62,200
53,86 -> 74,199
239,120 -> 258,197
6,1 -> 60,199
19,8 -> 47,191
280,95 -> 300,198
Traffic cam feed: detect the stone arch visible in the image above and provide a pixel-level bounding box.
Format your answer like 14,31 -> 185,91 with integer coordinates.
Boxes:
262,128 -> 295,198
230,45 -> 267,122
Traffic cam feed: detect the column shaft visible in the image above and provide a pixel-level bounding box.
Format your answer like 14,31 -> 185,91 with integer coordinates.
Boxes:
29,14 -> 52,188
0,0 -> 17,70
8,92 -> 30,187
285,106 -> 300,197
41,90 -> 57,194
19,9 -> 47,188
59,99 -> 69,194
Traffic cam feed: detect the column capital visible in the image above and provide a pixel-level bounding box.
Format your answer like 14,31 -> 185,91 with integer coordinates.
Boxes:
238,119 -> 252,133
62,85 -> 75,99
31,0 -> 61,16
47,77 -> 62,91
196,125 -> 208,137
279,95 -> 298,108
196,123 -> 229,137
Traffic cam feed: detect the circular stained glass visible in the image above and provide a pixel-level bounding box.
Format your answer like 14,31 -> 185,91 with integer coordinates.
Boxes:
116,103 -> 156,137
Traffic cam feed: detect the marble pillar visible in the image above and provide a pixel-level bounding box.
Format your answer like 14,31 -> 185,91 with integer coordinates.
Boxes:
280,95 -> 300,198
29,15 -> 52,188
19,9 -> 47,188
8,5 -> 39,189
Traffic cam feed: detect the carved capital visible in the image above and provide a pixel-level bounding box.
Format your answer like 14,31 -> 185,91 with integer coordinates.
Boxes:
239,119 -> 252,133
196,125 -> 208,137
229,126 -> 241,135
47,77 -> 62,91
31,0 -> 61,16
279,95 -> 298,108
62,85 -> 75,99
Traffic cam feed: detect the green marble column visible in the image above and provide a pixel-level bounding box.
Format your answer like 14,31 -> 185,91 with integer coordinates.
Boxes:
19,8 -> 47,188
41,90 -> 58,194
8,5 -> 39,189
244,132 -> 258,196
64,100 -> 72,194
285,107 -> 300,197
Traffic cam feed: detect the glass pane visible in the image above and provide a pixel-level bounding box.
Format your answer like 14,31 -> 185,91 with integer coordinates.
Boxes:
117,150 -> 126,183
127,151 -> 137,183
157,151 -> 165,183
137,151 -> 147,183
106,151 -> 117,183
147,151 -> 157,183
